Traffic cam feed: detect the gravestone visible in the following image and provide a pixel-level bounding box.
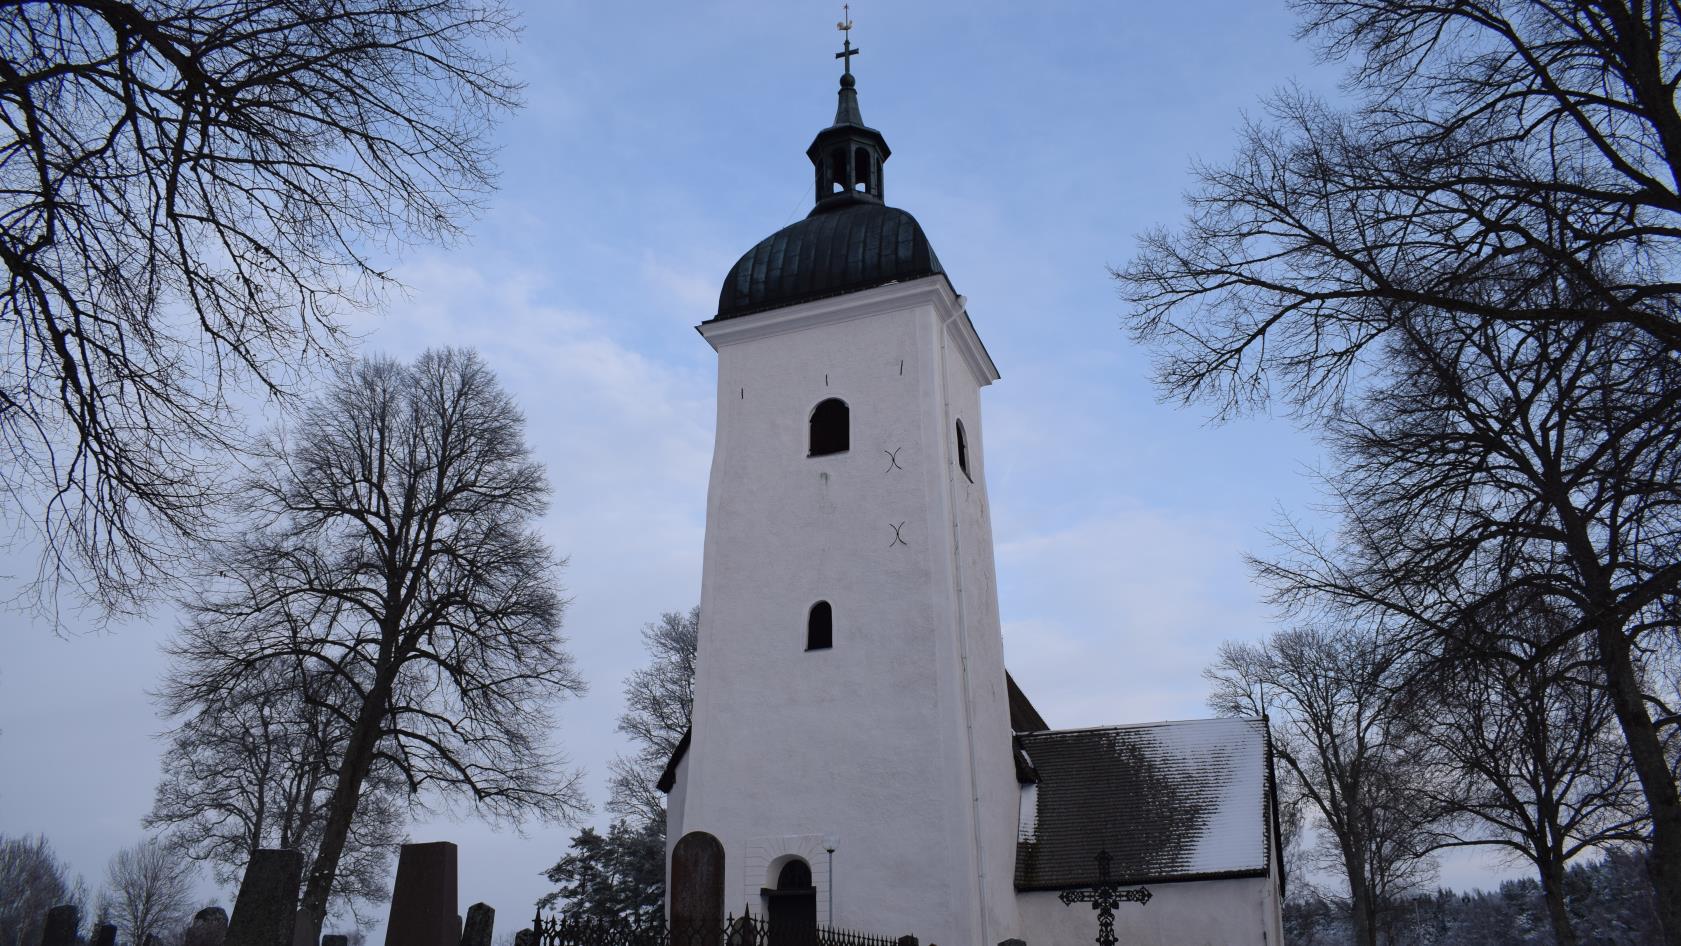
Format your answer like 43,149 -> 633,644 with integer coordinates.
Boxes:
670,831 -> 725,937
144,935 -> 162,946
383,842 -> 458,946
90,924 -> 116,946
511,931 -> 534,946
997,940 -> 1026,946
185,907 -> 230,946
226,849 -> 303,946
321,936 -> 348,946
459,903 -> 494,946
40,905 -> 78,946
730,912 -> 757,946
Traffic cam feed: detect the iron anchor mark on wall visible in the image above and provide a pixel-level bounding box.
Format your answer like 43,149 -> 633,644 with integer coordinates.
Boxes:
883,447 -> 903,472
888,521 -> 908,547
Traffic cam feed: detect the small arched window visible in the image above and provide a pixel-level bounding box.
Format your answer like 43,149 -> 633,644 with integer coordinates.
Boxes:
778,859 -> 813,890
810,398 -> 849,456
955,419 -> 972,481
829,148 -> 848,192
807,601 -> 833,651
854,147 -> 871,192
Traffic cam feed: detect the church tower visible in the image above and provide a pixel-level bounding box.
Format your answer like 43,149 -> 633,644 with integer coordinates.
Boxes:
662,27 -> 1022,946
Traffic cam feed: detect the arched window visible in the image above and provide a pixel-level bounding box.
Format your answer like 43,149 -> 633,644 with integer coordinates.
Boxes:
809,398 -> 849,456
829,147 -> 848,192
955,419 -> 972,481
854,147 -> 871,192
807,601 -> 833,650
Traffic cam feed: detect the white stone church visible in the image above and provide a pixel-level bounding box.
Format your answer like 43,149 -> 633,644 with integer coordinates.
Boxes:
658,42 -> 1285,946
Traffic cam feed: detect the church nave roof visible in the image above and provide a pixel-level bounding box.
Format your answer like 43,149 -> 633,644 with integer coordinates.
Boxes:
1014,716 -> 1276,891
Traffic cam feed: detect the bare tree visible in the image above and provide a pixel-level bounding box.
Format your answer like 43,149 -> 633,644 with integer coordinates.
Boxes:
538,607 -> 696,920
146,662 -> 403,926
157,348 -> 585,945
105,839 -> 194,946
0,834 -> 76,946
1248,315 -> 1681,937
1119,0 -> 1681,420
605,607 -> 698,826
1207,625 -> 1440,946
0,0 -> 519,615
1117,3 -> 1681,938
1407,597 -> 1647,946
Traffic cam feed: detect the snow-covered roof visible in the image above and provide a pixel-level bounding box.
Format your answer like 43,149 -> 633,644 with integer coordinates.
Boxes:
1014,716 -> 1273,890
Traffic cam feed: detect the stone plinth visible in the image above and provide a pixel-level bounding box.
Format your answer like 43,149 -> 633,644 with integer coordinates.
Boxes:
40,905 -> 79,946
185,907 -> 230,946
459,903 -> 493,946
383,842 -> 458,946
670,831 -> 724,937
226,850 -> 302,946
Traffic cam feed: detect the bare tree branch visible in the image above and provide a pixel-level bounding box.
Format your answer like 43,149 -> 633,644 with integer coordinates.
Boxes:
146,661 -> 403,929
1404,596 -> 1649,946
605,606 -> 697,827
1207,624 -> 1440,946
0,0 -> 519,617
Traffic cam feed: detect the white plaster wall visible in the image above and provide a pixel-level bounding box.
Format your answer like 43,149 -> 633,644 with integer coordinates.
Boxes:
676,277 -> 1015,946
1263,832 -> 1286,945
933,303 -> 1023,944
1017,877 -> 1280,946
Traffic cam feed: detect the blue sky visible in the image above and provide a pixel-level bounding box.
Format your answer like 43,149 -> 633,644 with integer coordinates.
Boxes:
0,0 -> 1519,935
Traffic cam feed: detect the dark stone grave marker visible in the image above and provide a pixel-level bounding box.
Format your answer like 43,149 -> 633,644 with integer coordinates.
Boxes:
321,936 -> 348,946
90,924 -> 115,946
185,907 -> 229,946
226,849 -> 303,946
459,903 -> 493,946
670,831 -> 725,937
41,905 -> 79,946
384,842 -> 458,946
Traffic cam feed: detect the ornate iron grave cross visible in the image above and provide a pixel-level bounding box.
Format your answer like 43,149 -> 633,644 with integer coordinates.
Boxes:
1058,850 -> 1152,946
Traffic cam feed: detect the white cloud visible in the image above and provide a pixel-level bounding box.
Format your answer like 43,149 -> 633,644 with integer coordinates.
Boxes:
998,503 -> 1268,728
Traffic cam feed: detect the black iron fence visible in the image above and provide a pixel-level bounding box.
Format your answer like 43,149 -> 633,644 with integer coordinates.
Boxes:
528,911 -> 919,946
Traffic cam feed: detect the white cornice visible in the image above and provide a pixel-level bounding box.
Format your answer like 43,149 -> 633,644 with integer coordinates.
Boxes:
696,276 -> 1002,385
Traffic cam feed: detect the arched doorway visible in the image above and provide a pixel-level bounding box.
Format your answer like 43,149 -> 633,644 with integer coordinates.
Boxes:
762,858 -> 817,945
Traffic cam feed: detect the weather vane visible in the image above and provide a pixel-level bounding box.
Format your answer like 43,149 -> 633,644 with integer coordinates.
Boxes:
836,4 -> 858,76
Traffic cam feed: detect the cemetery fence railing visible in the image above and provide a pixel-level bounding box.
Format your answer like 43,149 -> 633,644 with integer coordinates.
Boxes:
528,910 -> 919,946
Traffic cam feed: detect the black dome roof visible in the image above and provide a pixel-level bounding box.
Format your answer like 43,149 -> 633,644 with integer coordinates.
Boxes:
714,197 -> 944,320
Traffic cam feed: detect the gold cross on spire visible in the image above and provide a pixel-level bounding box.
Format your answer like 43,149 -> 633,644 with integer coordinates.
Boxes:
835,4 -> 859,76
